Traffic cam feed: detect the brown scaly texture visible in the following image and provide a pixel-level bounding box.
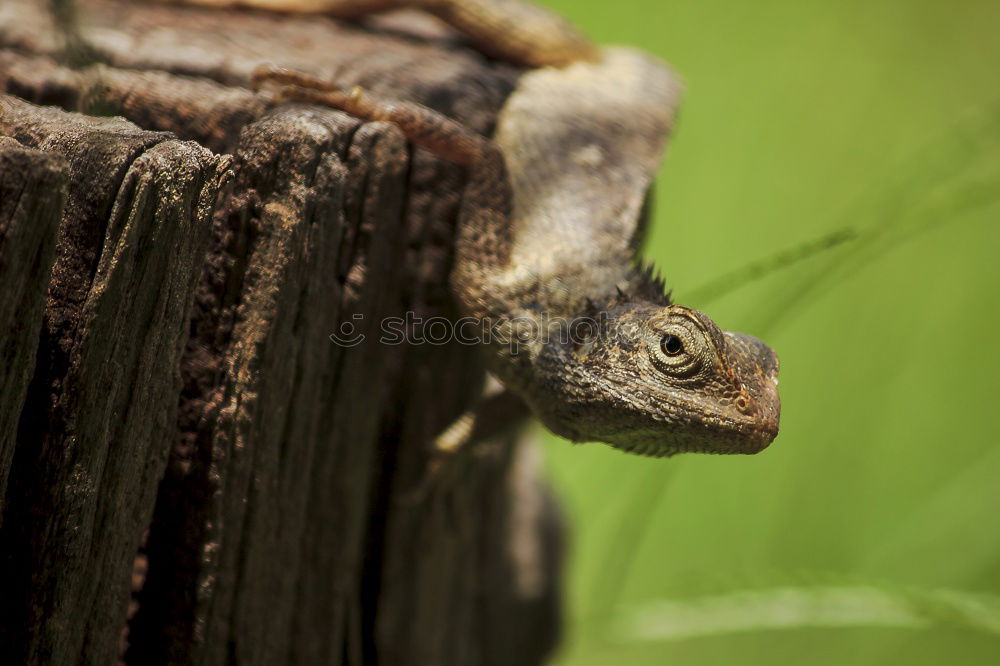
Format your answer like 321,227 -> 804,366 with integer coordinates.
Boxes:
454,48 -> 780,457
192,0 -> 782,457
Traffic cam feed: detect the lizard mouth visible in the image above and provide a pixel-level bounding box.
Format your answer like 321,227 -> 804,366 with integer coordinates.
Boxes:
722,331 -> 781,451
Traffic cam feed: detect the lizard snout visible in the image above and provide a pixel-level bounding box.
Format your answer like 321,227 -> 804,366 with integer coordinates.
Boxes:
722,332 -> 781,450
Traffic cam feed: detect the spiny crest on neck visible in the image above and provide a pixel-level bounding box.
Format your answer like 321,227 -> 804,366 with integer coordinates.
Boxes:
619,261 -> 672,306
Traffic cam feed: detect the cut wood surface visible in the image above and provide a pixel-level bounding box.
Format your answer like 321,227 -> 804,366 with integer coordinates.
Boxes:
0,1 -> 564,665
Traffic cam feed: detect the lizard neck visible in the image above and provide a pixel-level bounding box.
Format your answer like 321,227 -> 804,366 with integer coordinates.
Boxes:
474,265 -> 671,401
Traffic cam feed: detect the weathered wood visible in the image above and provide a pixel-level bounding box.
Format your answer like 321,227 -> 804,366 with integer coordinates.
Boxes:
0,1 -> 564,665
0,94 -> 227,665
0,134 -> 65,511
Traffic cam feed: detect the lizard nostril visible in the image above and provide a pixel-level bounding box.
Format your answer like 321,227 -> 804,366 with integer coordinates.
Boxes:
735,395 -> 750,414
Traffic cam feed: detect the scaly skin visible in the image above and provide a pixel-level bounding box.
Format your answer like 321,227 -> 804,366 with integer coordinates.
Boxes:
242,0 -> 781,456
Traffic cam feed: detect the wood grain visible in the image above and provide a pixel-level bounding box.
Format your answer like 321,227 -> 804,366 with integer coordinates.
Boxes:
0,1 -> 563,664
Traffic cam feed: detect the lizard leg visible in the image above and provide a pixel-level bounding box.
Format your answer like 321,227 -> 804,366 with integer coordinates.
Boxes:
254,64 -> 514,326
404,386 -> 530,505
251,65 -> 495,167
178,0 -> 597,67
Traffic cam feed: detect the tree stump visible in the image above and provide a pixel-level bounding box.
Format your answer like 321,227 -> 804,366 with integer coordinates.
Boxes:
0,1 -> 564,664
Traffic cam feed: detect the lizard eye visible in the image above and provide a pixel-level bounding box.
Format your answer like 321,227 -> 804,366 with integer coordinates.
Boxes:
661,334 -> 684,356
651,326 -> 702,378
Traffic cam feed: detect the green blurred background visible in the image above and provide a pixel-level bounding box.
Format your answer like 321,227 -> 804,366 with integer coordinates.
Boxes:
536,0 -> 1000,664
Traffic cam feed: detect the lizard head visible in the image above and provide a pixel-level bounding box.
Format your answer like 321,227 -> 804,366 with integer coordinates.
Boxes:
535,302 -> 780,456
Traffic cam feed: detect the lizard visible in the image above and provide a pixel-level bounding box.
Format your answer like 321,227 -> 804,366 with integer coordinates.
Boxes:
181,0 -> 783,457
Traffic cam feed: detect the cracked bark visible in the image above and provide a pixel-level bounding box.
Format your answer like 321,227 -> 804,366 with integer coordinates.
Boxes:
0,1 -> 564,665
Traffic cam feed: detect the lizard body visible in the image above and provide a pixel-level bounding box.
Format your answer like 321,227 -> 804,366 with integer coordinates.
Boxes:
471,48 -> 779,455
198,0 -> 782,455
